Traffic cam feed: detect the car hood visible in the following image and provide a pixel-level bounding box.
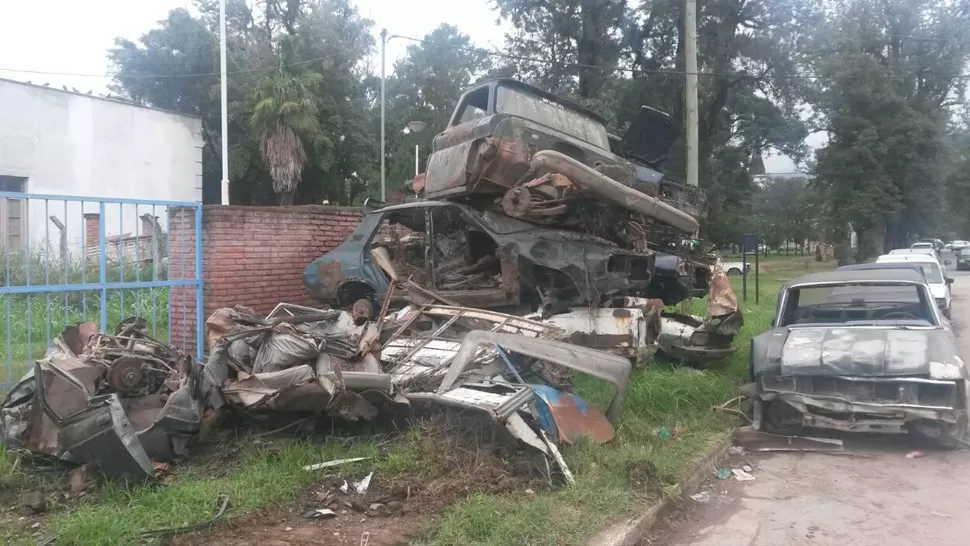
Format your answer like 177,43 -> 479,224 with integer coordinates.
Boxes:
752,326 -> 963,377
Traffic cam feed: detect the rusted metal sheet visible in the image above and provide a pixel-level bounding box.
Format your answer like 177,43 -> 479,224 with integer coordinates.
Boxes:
531,385 -> 615,444
707,264 -> 739,319
538,307 -> 660,359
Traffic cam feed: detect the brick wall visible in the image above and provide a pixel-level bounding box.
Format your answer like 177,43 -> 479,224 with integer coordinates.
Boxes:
168,205 -> 363,355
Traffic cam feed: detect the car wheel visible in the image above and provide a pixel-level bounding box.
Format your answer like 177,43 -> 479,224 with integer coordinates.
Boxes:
910,416 -> 969,451
762,399 -> 803,435
727,268 -> 741,276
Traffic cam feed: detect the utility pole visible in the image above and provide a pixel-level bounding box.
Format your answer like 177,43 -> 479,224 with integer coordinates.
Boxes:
219,0 -> 230,204
684,0 -> 699,188
380,28 -> 387,201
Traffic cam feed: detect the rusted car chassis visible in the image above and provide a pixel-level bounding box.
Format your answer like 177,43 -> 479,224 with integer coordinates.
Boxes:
304,201 -> 656,313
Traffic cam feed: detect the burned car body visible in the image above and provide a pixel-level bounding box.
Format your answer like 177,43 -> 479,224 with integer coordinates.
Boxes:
303,200 -> 655,313
746,269 -> 968,446
423,79 -> 699,242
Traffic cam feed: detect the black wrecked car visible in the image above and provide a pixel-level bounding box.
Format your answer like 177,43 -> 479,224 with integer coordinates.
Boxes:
745,269 -> 968,447
303,200 -> 656,317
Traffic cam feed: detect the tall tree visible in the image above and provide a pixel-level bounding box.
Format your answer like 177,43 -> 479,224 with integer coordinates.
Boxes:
109,0 -> 376,206
807,0 -> 970,255
381,24 -> 493,190
250,71 -> 323,204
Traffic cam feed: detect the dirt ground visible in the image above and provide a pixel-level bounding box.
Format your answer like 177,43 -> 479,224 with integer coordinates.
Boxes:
169,462 -> 526,546
643,268 -> 970,546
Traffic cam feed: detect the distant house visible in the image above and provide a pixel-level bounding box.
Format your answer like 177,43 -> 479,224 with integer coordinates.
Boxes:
0,77 -> 202,253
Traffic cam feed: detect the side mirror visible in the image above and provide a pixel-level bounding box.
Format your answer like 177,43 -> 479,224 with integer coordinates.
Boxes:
945,260 -> 953,266
946,277 -> 954,285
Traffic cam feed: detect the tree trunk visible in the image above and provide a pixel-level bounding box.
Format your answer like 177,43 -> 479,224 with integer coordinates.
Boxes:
279,189 -> 295,206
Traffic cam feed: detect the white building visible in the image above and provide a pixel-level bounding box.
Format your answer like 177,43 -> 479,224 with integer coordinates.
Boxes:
0,78 -> 202,253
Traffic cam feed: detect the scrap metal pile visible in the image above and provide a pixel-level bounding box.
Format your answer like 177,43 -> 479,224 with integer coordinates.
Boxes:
1,303 -> 631,484
0,319 -> 204,478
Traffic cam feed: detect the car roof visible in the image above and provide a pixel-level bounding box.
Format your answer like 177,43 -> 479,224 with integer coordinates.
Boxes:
912,242 -> 934,247
785,269 -> 928,287
837,262 -> 928,274
876,254 -> 940,265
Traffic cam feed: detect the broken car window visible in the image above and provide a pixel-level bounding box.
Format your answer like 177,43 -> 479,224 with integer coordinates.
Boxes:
494,85 -> 610,149
456,87 -> 489,124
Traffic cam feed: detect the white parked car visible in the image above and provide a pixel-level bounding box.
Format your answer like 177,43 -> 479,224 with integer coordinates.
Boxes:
951,240 -> 970,252
721,260 -> 752,276
875,254 -> 953,318
890,248 -> 940,261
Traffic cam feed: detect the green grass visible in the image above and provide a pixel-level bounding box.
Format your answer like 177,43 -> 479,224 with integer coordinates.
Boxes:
416,257 -> 834,546
11,437 -> 422,546
4,255 -> 835,546
1,250 -> 173,384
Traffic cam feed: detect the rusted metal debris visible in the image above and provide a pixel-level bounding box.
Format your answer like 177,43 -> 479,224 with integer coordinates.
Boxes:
0,319 -> 204,479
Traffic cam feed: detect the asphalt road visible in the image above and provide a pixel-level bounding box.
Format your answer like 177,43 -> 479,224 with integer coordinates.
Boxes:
643,264 -> 970,546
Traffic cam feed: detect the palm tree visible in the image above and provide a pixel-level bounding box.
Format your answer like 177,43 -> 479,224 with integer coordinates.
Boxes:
250,71 -> 323,205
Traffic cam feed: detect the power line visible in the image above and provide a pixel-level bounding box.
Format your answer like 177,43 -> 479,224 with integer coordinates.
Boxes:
392,34 -> 970,81
3,31 -> 970,82
0,51 -> 348,80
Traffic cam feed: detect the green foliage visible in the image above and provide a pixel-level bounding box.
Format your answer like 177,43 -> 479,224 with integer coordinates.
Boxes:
806,0 -> 970,255
250,70 -> 323,203
110,0 -> 375,206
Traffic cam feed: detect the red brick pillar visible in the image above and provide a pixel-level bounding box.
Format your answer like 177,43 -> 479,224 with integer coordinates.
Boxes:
167,207 -> 198,355
83,213 -> 99,254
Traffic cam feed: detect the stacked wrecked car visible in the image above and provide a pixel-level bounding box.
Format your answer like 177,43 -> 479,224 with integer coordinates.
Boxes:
304,78 -> 741,361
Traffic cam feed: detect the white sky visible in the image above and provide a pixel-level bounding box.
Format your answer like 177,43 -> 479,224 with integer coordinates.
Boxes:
0,0 -> 814,173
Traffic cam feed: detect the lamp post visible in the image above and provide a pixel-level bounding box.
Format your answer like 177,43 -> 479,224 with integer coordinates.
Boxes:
407,120 -> 426,178
219,0 -> 229,204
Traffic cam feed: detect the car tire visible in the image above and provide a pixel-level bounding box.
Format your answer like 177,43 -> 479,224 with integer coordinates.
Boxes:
910,417 -> 969,451
727,268 -> 741,276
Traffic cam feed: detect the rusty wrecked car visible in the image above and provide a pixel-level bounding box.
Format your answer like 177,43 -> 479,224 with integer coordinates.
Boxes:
303,199 -> 656,317
745,269 -> 969,447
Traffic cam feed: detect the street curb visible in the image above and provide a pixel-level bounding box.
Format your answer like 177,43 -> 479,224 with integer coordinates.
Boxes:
588,431 -> 734,546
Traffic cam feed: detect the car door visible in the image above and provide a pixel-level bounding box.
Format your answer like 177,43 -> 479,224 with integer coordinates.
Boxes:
424,204 -> 521,309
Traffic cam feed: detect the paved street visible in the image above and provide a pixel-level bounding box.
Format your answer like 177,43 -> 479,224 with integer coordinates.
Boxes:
644,264 -> 970,546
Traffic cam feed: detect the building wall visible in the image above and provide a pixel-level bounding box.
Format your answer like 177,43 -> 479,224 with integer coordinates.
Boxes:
169,205 -> 363,354
0,78 -> 203,250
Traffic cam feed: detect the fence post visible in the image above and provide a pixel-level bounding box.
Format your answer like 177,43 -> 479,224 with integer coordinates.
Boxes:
99,202 -> 107,332
195,204 -> 204,358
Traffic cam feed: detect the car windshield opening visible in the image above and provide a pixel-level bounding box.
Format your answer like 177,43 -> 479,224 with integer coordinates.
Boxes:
781,282 -> 936,326
494,85 -> 610,149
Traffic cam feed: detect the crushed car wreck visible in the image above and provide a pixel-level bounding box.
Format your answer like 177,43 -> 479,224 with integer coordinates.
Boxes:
1,298 -> 635,484
0,319 -> 204,479
745,269 -> 969,447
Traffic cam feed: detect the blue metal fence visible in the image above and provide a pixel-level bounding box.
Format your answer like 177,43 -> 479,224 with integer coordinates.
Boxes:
0,191 -> 203,389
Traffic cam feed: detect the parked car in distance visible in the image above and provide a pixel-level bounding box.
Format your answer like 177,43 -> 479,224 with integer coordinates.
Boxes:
958,248 -> 970,271
889,247 -> 941,263
746,269 -> 967,447
920,238 -> 945,252
951,240 -> 970,252
876,254 -> 953,318
721,260 -> 752,276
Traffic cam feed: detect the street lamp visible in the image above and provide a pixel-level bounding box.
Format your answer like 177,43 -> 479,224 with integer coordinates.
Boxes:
407,120 -> 426,178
